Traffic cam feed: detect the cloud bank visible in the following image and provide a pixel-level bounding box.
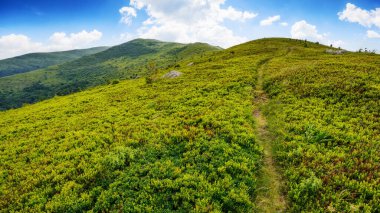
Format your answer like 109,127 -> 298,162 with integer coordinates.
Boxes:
120,0 -> 257,48
119,7 -> 137,25
0,30 -> 102,59
291,20 -> 324,40
367,30 -> 380,39
338,3 -> 380,39
338,3 -> 380,28
290,20 -> 343,48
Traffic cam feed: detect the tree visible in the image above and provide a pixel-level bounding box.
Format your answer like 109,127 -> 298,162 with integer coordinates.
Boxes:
147,60 -> 157,74
145,60 -> 158,84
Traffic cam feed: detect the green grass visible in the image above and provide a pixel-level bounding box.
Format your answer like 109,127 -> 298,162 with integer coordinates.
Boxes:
0,41 -> 270,212
0,47 -> 108,78
0,39 -> 219,110
0,38 -> 379,212
262,40 -> 380,212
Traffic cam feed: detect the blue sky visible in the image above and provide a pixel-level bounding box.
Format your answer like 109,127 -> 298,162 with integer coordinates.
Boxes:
0,0 -> 379,59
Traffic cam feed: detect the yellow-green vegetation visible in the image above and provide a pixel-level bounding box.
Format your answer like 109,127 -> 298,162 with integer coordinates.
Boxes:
0,38 -> 379,212
0,40 -> 274,212
0,39 -> 219,110
253,55 -> 287,212
262,39 -> 380,212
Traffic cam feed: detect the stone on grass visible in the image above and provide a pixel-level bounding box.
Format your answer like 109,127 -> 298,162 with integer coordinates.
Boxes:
162,70 -> 182,79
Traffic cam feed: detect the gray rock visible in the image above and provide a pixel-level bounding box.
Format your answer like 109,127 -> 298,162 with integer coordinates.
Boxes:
326,49 -> 347,55
162,70 -> 183,79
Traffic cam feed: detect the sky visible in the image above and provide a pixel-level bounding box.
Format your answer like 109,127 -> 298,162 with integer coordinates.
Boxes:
0,0 -> 379,59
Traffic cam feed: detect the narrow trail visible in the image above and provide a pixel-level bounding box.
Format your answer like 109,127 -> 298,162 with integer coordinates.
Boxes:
253,58 -> 287,212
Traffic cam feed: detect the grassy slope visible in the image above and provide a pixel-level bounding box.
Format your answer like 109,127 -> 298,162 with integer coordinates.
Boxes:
262,39 -> 380,211
0,47 -> 108,78
0,38 -> 379,212
0,40 -> 274,212
0,39 -> 219,110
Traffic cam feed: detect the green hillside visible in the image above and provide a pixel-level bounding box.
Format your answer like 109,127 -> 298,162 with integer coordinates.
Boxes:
0,39 -> 219,110
261,41 -> 380,211
0,47 -> 108,78
0,38 -> 379,212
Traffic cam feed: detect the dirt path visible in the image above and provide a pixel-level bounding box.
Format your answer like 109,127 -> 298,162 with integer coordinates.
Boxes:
254,59 -> 287,212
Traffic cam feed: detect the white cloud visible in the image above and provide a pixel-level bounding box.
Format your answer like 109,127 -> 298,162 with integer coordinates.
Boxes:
119,7 -> 137,25
130,0 -> 145,10
0,30 -> 103,59
280,22 -> 288,27
260,15 -> 281,26
119,33 -> 137,42
328,39 -> 344,48
291,20 -> 324,41
0,34 -> 43,59
120,0 -> 258,48
338,3 -> 380,28
290,20 -> 344,48
367,30 -> 380,38
48,30 -> 103,50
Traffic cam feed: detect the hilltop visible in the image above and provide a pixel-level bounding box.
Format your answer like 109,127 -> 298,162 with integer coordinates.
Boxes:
0,47 -> 108,78
0,38 -> 379,212
0,39 -> 220,110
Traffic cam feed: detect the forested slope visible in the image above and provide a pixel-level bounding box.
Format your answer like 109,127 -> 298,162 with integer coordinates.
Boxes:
0,47 -> 108,78
0,39 -> 219,110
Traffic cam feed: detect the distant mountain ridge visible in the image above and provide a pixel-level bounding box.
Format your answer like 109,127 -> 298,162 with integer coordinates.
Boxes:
0,47 -> 109,78
0,39 -> 220,110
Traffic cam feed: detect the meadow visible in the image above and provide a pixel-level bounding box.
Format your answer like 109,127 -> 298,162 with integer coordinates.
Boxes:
262,41 -> 380,211
0,41 -> 270,212
0,38 -> 379,212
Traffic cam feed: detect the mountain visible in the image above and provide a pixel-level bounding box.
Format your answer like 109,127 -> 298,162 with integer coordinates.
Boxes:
0,38 -> 379,212
0,47 -> 109,78
0,39 -> 220,110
